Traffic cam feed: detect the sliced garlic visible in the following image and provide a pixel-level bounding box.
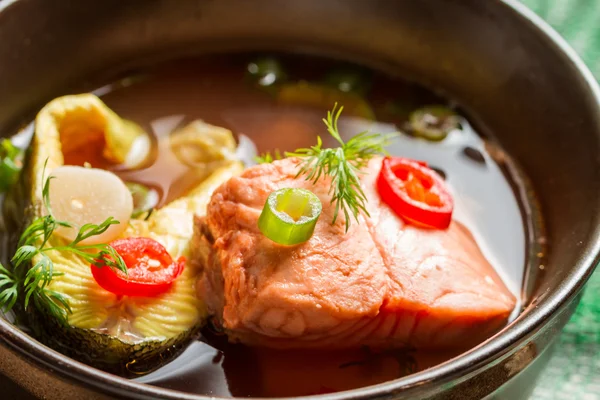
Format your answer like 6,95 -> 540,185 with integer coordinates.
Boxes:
47,166 -> 133,245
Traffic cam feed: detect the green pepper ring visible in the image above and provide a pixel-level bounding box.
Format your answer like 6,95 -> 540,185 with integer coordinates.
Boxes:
258,187 -> 323,246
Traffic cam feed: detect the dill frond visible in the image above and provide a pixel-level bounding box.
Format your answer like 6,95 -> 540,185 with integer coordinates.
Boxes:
287,103 -> 397,232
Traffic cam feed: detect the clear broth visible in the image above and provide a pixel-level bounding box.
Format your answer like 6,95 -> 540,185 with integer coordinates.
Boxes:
4,53 -> 542,397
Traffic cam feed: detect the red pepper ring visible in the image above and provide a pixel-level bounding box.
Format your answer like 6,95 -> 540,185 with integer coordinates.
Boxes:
377,156 -> 453,229
91,237 -> 185,297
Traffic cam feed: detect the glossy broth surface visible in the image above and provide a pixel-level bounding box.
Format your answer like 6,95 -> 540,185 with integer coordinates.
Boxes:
5,53 -> 541,397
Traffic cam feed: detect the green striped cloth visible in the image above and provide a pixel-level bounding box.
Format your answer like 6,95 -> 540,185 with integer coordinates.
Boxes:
524,0 -> 600,78
520,1 -> 600,398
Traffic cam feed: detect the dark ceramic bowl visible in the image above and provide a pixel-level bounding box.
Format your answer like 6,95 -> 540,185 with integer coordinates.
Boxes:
0,0 -> 599,399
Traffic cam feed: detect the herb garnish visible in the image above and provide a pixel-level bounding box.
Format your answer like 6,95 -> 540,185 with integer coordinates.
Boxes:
286,103 -> 396,232
0,162 -> 127,324
255,149 -> 283,165
0,139 -> 24,193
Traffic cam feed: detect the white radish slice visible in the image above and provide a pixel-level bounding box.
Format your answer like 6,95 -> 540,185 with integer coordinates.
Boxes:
47,166 -> 133,245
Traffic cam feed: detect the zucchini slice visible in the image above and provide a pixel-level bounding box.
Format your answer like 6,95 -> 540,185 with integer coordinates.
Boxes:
5,94 -> 243,375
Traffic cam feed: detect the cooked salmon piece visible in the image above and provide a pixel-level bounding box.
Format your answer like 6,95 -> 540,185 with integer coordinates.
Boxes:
193,157 -> 516,349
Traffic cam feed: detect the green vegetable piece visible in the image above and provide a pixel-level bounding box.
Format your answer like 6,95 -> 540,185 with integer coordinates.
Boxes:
258,188 -> 322,245
126,182 -> 159,218
246,57 -> 287,87
409,105 -> 460,142
323,68 -> 372,95
254,149 -> 283,165
0,139 -> 23,193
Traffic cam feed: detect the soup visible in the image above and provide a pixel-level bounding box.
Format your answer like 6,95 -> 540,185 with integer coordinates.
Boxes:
0,52 -> 543,397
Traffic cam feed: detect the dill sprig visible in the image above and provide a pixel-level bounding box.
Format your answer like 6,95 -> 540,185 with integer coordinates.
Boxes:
286,103 -> 397,232
0,161 -> 127,324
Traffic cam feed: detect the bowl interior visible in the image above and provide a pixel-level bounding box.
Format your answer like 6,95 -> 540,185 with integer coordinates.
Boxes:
0,0 -> 599,399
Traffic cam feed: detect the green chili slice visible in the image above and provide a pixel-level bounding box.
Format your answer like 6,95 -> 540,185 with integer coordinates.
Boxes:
258,188 -> 322,245
409,105 -> 460,142
246,57 -> 287,87
323,68 -> 372,96
126,182 -> 160,218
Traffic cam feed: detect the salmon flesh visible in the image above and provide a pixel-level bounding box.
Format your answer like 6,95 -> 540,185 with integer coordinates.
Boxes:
193,157 -> 516,350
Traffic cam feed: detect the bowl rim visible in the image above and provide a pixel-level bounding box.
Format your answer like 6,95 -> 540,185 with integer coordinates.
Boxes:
1,0 -> 600,399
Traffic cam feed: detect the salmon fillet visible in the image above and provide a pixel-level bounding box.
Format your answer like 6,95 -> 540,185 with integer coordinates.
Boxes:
193,157 -> 516,349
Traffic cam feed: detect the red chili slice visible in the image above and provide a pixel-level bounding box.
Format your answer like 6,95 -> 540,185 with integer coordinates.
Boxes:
377,156 -> 453,229
91,237 -> 184,297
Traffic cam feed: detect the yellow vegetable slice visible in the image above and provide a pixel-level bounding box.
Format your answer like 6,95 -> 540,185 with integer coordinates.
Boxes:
277,82 -> 375,120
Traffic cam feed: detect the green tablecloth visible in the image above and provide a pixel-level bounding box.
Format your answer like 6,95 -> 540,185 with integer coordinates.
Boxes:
520,1 -> 600,398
